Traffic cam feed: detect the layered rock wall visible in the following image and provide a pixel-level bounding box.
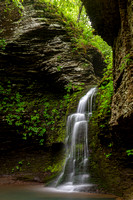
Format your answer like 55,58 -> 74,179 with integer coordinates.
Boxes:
0,2 -> 105,93
111,0 -> 133,131
83,0 -> 133,135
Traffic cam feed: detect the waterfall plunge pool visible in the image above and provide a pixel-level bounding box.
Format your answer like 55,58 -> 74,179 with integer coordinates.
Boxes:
0,185 -> 119,200
0,88 -> 121,200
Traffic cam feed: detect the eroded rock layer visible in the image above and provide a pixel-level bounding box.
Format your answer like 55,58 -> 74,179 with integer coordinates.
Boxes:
0,2 -> 105,94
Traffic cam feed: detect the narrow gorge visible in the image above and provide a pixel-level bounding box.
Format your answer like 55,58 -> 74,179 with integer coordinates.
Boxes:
0,0 -> 132,200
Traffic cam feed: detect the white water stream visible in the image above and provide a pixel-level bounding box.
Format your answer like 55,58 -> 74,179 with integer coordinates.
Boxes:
56,87 -> 97,192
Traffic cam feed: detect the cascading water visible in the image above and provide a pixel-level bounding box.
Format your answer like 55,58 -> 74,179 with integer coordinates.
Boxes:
56,87 -> 97,192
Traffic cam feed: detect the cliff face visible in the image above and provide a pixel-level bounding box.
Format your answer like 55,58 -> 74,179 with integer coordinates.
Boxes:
83,0 -> 133,136
83,1 -> 133,199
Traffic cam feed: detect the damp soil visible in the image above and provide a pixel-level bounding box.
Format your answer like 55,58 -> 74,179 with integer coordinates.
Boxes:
0,175 -> 43,186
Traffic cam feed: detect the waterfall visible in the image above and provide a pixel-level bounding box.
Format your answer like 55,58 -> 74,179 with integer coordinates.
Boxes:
56,87 -> 97,192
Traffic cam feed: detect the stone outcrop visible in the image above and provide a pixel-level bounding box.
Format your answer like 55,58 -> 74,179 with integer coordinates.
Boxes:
83,0 -> 133,136
82,0 -> 121,47
0,1 -> 105,94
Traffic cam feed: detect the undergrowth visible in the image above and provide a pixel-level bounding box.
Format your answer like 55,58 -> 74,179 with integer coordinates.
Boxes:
0,81 -> 85,146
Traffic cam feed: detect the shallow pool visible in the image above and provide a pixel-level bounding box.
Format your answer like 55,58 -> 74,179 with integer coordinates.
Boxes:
0,185 -> 117,200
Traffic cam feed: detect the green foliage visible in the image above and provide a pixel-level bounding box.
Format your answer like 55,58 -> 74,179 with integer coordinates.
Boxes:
96,55 -> 113,118
11,160 -> 24,172
65,82 -> 84,93
0,39 -> 7,50
89,54 -> 113,154
39,0 -> 112,58
104,153 -> 112,159
119,53 -> 133,72
0,81 -> 56,145
57,65 -> 62,71
0,79 -> 85,146
57,55 -> 62,60
126,149 -> 133,156
5,0 -> 24,9
44,160 -> 65,173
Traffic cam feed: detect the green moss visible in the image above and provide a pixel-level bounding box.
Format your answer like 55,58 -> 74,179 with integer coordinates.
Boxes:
89,146 -> 122,195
